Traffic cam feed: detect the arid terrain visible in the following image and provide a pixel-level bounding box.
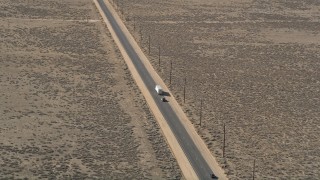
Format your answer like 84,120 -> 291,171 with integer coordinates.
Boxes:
0,0 -> 181,179
118,0 -> 320,179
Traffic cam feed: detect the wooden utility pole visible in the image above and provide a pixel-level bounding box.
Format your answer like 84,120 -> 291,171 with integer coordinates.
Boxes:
158,45 -> 161,68
140,28 -> 143,43
223,123 -> 226,158
169,59 -> 172,85
133,17 -> 135,31
121,0 -> 124,17
148,35 -> 151,55
199,99 -> 203,126
183,77 -> 186,103
252,159 -> 256,180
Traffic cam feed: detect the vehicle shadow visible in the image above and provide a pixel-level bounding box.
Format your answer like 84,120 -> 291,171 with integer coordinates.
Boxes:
162,91 -> 171,97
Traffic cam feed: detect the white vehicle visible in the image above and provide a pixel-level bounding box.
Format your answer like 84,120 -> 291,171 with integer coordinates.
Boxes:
155,85 -> 163,95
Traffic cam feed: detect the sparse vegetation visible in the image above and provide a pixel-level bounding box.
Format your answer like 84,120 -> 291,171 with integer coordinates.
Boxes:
0,0 -> 181,179
121,0 -> 320,179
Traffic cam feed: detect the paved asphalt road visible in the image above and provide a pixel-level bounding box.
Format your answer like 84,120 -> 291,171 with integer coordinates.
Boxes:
97,0 -> 215,179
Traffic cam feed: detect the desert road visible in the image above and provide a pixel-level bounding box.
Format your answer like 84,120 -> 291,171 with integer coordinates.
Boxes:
96,0 -> 217,179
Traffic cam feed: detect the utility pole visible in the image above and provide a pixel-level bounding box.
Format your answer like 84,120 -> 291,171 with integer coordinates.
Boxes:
199,99 -> 203,126
133,17 -> 135,31
183,77 -> 186,103
116,0 -> 119,11
158,45 -> 161,68
169,59 -> 172,85
121,0 -> 124,17
140,28 -> 143,43
252,159 -> 256,180
148,35 -> 151,55
223,123 -> 226,158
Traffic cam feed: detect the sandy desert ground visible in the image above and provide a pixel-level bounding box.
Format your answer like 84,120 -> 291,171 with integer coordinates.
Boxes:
116,0 -> 320,179
0,0 -> 182,179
